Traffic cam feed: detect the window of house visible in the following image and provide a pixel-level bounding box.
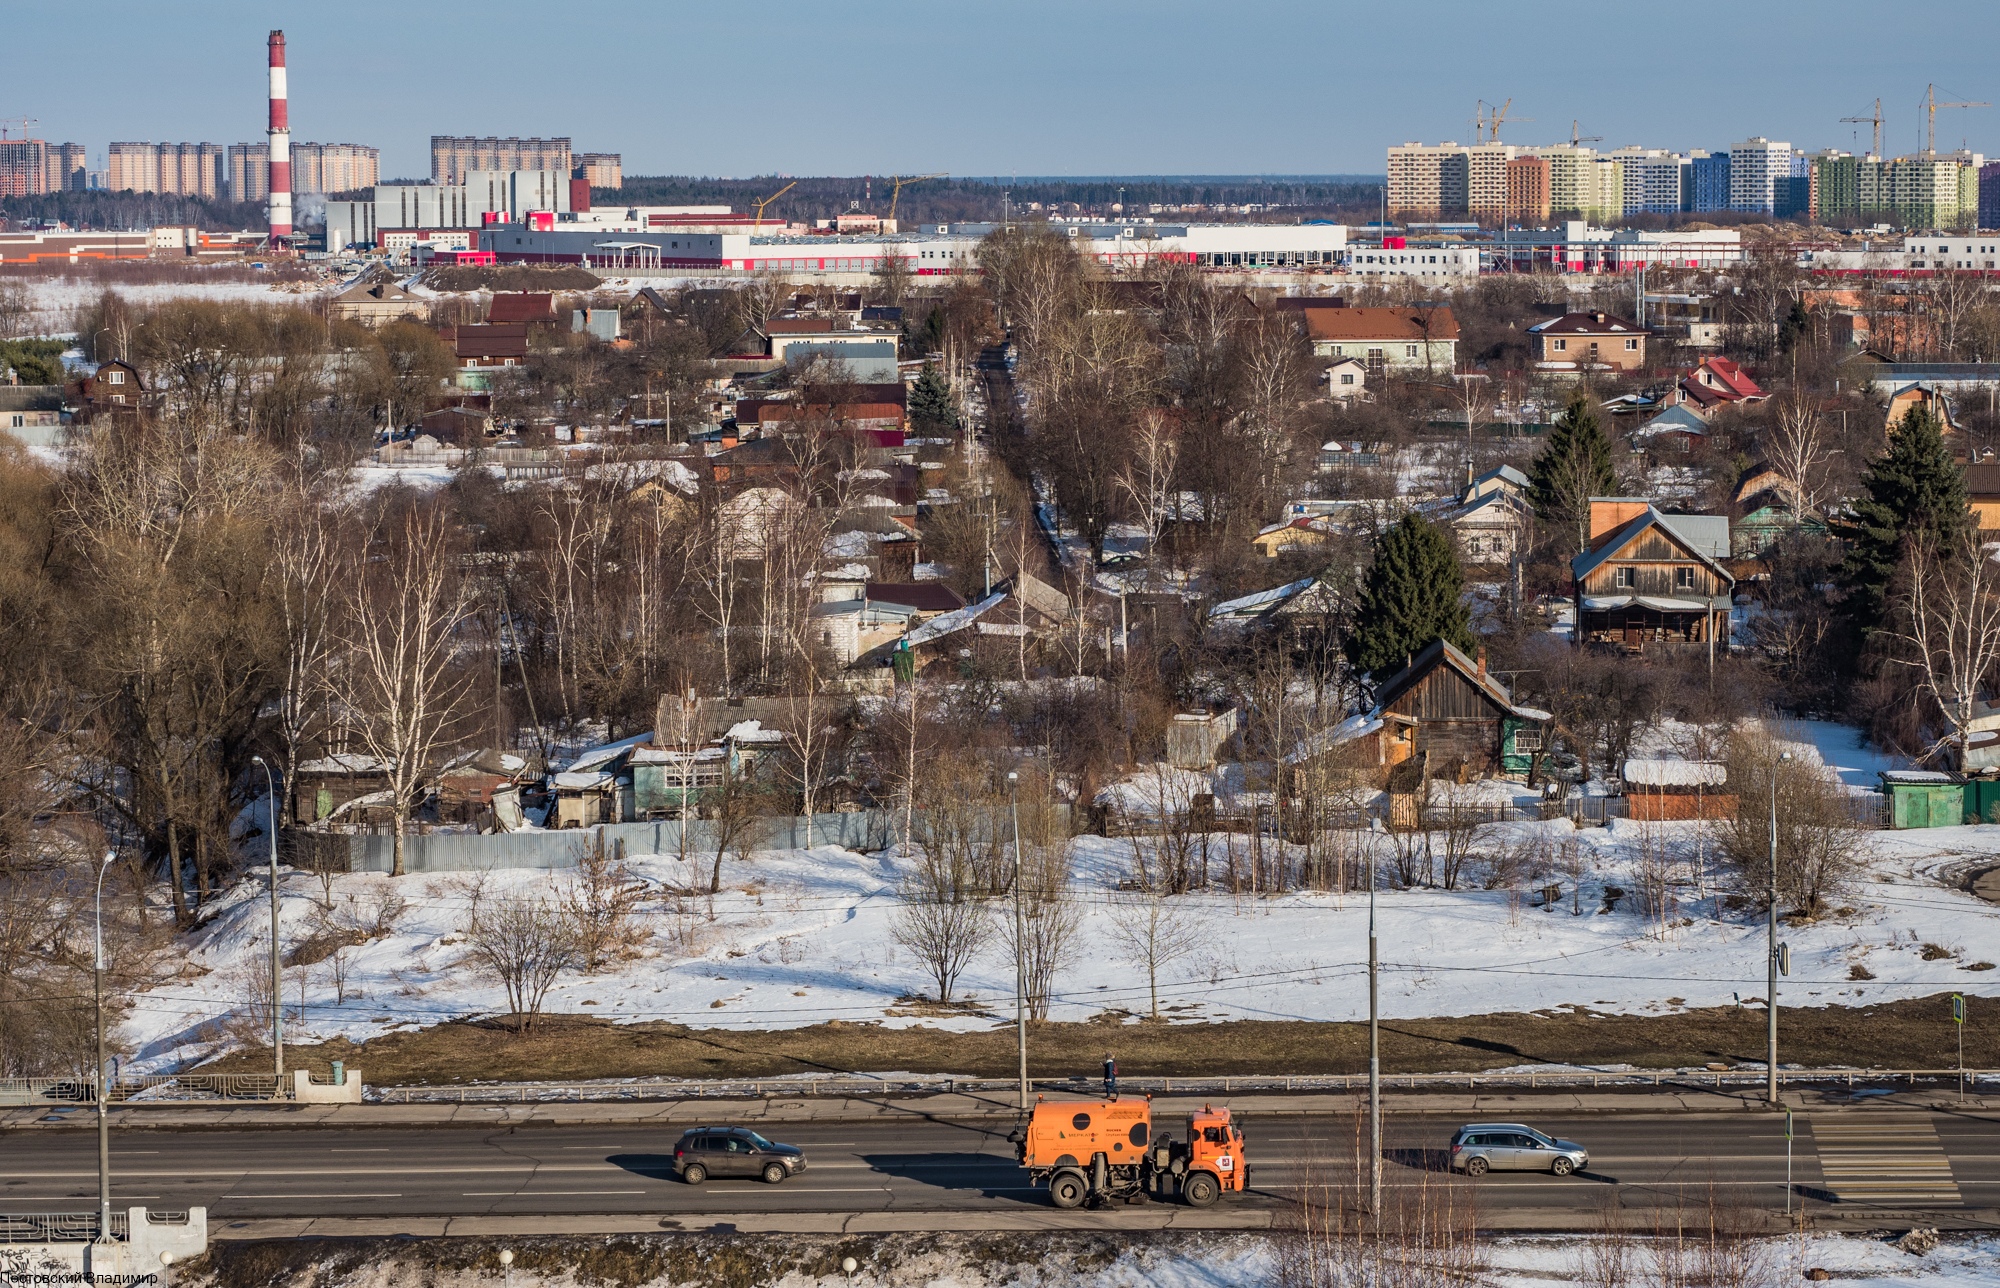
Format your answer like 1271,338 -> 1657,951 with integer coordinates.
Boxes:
1340,372 -> 1355,385
106,370 -> 125,385
1625,338 -> 1638,350
1405,344 -> 1418,357
1676,566 -> 1695,590
1616,567 -> 1635,588
1554,338 -> 1567,352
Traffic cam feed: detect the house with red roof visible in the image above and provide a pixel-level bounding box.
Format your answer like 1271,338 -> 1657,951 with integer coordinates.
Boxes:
1674,356 -> 1766,418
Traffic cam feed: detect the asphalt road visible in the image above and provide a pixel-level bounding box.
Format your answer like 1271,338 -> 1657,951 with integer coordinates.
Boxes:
3,1110 -> 1997,1228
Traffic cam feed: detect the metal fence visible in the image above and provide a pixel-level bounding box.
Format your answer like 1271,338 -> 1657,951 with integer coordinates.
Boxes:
372,1066 -> 2000,1104
0,1073 -> 277,1105
0,1212 -> 126,1244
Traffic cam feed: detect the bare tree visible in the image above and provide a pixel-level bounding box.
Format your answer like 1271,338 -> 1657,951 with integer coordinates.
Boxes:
1005,786 -> 1081,1021
1764,398 -> 1829,522
331,506 -> 477,877
893,840 -> 992,1004
1107,888 -> 1201,1019
463,896 -> 581,1032
1891,528 -> 2000,766
1116,409 -> 1181,588
269,473 -> 346,789
1720,727 -> 1871,919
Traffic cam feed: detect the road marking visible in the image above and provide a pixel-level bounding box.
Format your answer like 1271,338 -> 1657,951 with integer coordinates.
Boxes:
463,1190 -> 648,1197
329,1148 -> 391,1153
1811,1115 -> 1961,1206
228,1193 -> 404,1200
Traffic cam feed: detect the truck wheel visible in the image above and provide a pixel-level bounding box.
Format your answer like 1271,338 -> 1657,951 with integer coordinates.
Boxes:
1049,1172 -> 1087,1209
1183,1172 -> 1220,1207
681,1163 -> 707,1185
763,1162 -> 789,1184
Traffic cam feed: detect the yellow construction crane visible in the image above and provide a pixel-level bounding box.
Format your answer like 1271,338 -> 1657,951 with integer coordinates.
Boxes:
888,172 -> 947,223
1474,99 -> 1533,144
1922,83 -> 1988,155
1841,98 -> 1884,156
752,180 -> 797,226
0,116 -> 39,140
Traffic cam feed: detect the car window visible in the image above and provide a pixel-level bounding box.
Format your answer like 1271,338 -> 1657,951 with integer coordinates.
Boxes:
746,1132 -> 775,1150
689,1135 -> 711,1152
726,1137 -> 749,1153
1462,1133 -> 1487,1147
1515,1134 -> 1541,1148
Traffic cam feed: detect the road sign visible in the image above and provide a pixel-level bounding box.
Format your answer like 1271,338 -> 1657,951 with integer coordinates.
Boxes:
1785,1110 -> 1794,1140
1777,943 -> 1790,977
1953,994 -> 1965,1024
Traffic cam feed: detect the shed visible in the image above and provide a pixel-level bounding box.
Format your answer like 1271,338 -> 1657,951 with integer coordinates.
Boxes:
551,770 -> 628,828
1881,770 -> 1963,829
291,753 -> 393,826
1167,709 -> 1239,770
1371,639 -> 1546,780
1620,759 -> 1734,820
630,745 -> 728,818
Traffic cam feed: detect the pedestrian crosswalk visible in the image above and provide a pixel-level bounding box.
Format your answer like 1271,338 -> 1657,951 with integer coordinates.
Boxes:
1811,1114 -> 1962,1206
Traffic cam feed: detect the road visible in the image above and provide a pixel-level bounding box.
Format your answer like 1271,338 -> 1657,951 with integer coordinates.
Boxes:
3,1109 -> 1997,1231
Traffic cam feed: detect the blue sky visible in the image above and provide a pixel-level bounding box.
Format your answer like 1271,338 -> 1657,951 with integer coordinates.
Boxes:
12,1 -> 2000,180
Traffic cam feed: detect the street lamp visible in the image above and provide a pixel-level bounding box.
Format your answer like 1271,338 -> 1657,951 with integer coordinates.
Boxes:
498,1248 -> 513,1288
1008,771 -> 1028,1111
93,851 -> 115,1243
1768,750 -> 1792,1106
251,756 -> 283,1093
1368,818 -> 1381,1217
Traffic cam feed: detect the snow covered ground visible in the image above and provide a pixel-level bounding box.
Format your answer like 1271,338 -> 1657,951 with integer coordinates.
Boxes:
122,788 -> 2000,1075
10,275 -> 326,336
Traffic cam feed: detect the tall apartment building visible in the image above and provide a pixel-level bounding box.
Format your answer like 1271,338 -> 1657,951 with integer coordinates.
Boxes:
431,136 -> 572,183
1608,148 -> 1684,214
1689,151 -> 1731,212
576,152 -> 622,189
106,142 -> 227,196
1537,147 -> 1619,221
1385,143 -> 1470,218
229,142 -> 380,201
1506,155 -> 1551,222
0,138 -> 46,197
1727,138 -> 1791,214
46,142 -> 86,192
1814,151 -> 1982,228
1981,161 -> 2000,231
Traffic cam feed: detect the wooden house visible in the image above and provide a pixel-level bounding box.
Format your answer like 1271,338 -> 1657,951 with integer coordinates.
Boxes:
1570,499 -> 1734,650
1352,640 -> 1552,780
1621,759 -> 1733,820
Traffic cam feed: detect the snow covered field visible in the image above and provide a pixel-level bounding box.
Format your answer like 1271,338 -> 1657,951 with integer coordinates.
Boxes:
123,757 -> 2000,1075
9,275 -> 326,336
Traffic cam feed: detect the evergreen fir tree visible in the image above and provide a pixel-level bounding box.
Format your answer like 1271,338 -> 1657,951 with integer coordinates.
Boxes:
1527,392 -> 1618,552
1833,405 -> 1970,633
1346,513 -> 1475,679
908,364 -> 959,434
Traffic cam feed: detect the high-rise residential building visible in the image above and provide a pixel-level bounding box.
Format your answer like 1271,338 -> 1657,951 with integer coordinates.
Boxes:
431,136 -> 572,184
105,142 -> 227,196
0,138 -> 47,197
1980,161 -> 2000,231
1609,148 -> 1684,214
45,142 -> 87,192
1689,151 -> 1731,212
1538,147 -> 1615,220
1386,142 -> 1471,218
576,152 -> 622,189
229,142 -> 380,200
1727,137 -> 1791,214
1464,144 -> 1514,219
1505,155 -> 1550,223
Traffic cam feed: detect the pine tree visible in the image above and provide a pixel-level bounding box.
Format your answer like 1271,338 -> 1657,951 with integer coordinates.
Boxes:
1833,405 -> 1970,633
1527,392 -> 1618,553
1346,513 -> 1475,679
908,364 -> 959,434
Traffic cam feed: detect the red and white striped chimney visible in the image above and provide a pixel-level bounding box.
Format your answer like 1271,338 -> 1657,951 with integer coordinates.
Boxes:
267,29 -> 292,242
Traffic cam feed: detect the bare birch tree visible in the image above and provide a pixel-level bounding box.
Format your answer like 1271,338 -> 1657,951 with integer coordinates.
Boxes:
1116,409 -> 1180,588
332,506 -> 477,877
1892,529 -> 2000,766
1107,888 -> 1200,1019
1765,398 -> 1829,522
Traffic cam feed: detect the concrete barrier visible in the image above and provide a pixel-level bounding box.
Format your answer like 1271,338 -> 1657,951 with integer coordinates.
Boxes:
293,1068 -> 363,1103
0,1207 -> 206,1283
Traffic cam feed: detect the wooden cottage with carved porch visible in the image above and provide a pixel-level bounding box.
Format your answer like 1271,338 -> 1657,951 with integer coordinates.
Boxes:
1366,639 -> 1548,781
1570,498 -> 1734,652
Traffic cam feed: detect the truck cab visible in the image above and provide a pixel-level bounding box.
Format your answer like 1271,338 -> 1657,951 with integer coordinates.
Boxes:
1016,1096 -> 1246,1209
1184,1106 -> 1246,1195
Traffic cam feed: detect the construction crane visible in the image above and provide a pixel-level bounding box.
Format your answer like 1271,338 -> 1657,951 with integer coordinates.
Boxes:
1922,83 -> 1988,155
0,116 -> 39,141
752,180 -> 797,227
1569,120 -> 1603,147
1841,99 -> 1884,157
888,172 -> 947,223
1487,98 -> 1531,143
1474,99 -> 1533,144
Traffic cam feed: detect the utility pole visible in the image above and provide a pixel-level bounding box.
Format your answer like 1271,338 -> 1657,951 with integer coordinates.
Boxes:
1768,750 -> 1791,1105
252,756 -> 283,1091
1368,829 -> 1381,1216
1009,772 -> 1028,1110
93,852 -> 115,1242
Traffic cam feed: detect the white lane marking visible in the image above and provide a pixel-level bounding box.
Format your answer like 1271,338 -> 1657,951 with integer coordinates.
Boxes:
228,1193 -> 404,1200
463,1190 -> 648,1196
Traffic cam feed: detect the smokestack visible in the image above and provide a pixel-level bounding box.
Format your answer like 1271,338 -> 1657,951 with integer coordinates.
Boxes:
267,29 -> 292,242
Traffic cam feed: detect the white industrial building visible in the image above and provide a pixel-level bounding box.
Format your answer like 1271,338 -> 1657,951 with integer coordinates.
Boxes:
1343,243 -> 1479,279
476,219 -> 1348,274
323,169 -> 571,253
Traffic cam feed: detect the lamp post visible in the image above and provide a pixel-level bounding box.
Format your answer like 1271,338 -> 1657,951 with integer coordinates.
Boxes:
1768,750 -> 1792,1105
93,851 -> 115,1242
251,756 -> 283,1092
1368,821 -> 1381,1217
1008,771 -> 1028,1111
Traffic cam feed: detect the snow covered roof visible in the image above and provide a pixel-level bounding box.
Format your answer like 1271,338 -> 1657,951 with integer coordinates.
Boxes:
1622,758 -> 1727,788
630,745 -> 726,764
725,719 -> 787,744
904,591 -> 1006,646
565,731 -> 653,773
1209,577 -> 1316,620
552,770 -> 615,791
297,753 -> 388,775
1284,711 -> 1383,764
1882,770 -> 1955,784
